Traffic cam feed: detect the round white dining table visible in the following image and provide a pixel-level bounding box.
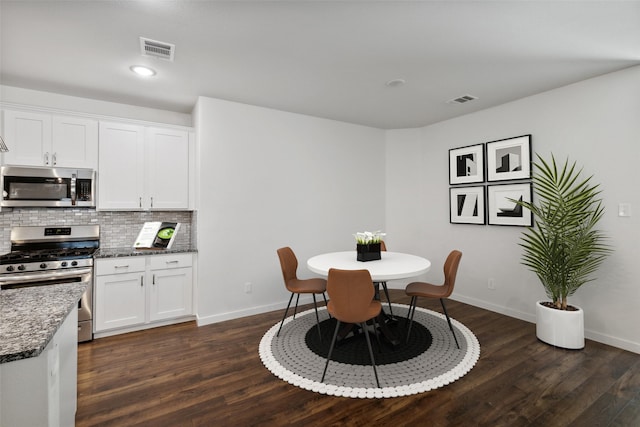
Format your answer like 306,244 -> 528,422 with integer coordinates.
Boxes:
307,251 -> 431,282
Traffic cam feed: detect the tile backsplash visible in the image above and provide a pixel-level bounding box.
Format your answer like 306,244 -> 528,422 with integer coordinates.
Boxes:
0,208 -> 194,254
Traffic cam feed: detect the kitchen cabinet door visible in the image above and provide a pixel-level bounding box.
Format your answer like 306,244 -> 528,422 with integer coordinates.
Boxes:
2,110 -> 52,166
51,115 -> 98,169
145,127 -> 190,209
149,267 -> 193,322
98,121 -> 145,210
95,272 -> 146,331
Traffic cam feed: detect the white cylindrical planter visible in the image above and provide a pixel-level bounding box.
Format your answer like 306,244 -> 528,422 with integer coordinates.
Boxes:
535,301 -> 585,349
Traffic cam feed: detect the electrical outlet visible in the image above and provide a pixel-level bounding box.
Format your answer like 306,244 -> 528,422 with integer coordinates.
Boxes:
244,282 -> 252,293
619,203 -> 632,217
488,278 -> 496,290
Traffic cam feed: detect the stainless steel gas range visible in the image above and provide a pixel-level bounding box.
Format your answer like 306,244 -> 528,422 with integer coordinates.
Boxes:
0,225 -> 99,342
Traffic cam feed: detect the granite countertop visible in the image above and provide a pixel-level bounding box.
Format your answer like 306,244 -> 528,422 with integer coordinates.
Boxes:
95,246 -> 197,258
0,282 -> 87,364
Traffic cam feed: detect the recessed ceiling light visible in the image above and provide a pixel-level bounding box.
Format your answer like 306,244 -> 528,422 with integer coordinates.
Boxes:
130,65 -> 156,77
385,78 -> 406,87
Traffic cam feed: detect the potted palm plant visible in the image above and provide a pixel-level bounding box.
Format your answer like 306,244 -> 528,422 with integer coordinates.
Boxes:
513,154 -> 611,349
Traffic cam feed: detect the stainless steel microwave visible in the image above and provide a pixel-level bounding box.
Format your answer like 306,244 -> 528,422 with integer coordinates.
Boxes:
1,165 -> 96,208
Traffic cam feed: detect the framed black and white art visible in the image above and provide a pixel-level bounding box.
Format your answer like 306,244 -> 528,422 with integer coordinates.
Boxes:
450,186 -> 485,225
449,144 -> 485,185
486,135 -> 531,182
487,183 -> 533,226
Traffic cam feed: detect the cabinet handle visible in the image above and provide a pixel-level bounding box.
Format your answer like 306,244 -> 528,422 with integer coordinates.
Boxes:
150,197 -> 154,208
139,197 -> 142,208
114,265 -> 129,269
141,276 -> 144,287
44,152 -> 50,165
166,260 -> 179,264
52,152 -> 57,166
152,274 -> 156,285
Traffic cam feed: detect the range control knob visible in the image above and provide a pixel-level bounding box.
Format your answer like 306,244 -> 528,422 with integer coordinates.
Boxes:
71,261 -> 78,267
61,261 -> 68,267
6,265 -> 14,272
17,265 -> 25,271
40,263 -> 47,269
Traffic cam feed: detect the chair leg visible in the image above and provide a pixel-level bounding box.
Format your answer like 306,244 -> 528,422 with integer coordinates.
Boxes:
440,298 -> 460,349
371,316 -> 382,352
322,292 -> 331,319
321,319 -> 341,383
381,282 -> 394,316
276,293 -> 295,337
361,321 -> 381,388
312,293 -> 322,341
406,296 -> 417,343
293,294 -> 300,319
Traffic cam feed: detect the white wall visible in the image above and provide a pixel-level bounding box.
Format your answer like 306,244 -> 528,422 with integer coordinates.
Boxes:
5,69 -> 636,353
194,97 -> 386,323
386,66 -> 640,353
0,85 -> 191,126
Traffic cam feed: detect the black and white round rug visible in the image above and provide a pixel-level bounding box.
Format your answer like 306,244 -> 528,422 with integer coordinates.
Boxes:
259,304 -> 480,399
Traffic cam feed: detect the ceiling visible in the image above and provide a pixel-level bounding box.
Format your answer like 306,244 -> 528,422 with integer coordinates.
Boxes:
1,1 -> 639,129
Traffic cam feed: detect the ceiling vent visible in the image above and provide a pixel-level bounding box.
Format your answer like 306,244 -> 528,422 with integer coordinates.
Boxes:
447,94 -> 478,105
139,37 -> 175,61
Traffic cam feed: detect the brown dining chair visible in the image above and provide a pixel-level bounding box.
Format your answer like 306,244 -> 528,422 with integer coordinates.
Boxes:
404,250 -> 462,348
276,247 -> 328,340
376,240 -> 394,316
321,268 -> 382,388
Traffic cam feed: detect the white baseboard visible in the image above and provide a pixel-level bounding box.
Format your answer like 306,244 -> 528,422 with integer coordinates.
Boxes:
93,316 -> 196,339
584,330 -> 640,354
451,293 -> 536,324
196,295 -> 316,327
451,294 -> 640,354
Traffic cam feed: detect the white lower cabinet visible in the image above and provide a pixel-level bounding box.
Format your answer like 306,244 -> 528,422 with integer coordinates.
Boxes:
1,308 -> 78,427
94,253 -> 194,335
149,264 -> 193,322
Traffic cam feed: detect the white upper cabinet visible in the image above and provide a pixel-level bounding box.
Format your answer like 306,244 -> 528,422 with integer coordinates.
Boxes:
98,121 -> 145,210
145,127 -> 190,210
2,110 -> 51,166
51,115 -> 98,168
2,109 -> 97,169
98,121 -> 191,210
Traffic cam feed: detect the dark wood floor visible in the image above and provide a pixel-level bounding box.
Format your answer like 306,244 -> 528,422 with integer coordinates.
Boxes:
76,291 -> 640,426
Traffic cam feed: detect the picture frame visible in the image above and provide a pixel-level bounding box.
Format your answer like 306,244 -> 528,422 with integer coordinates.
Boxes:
450,186 -> 485,225
486,135 -> 531,182
449,143 -> 485,185
487,183 -> 533,226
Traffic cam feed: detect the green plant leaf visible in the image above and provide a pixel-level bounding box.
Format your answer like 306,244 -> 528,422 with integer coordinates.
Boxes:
511,153 -> 612,309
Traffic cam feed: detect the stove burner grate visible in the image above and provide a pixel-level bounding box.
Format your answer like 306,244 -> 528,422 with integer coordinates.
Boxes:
0,248 -> 97,265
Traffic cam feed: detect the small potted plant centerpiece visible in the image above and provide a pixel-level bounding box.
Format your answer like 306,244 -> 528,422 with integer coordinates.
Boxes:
354,231 -> 386,262
513,154 -> 611,349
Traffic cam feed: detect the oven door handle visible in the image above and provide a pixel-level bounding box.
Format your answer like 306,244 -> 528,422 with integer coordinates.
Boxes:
0,267 -> 93,285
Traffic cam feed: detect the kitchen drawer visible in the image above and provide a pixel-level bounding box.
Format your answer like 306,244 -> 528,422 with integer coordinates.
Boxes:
148,253 -> 193,270
95,257 -> 146,276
